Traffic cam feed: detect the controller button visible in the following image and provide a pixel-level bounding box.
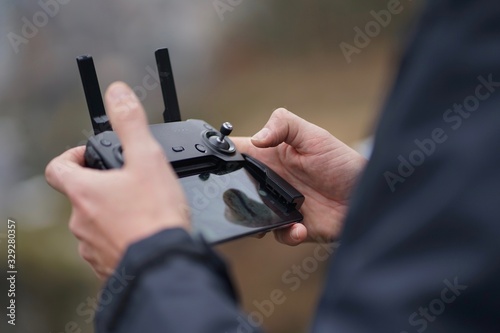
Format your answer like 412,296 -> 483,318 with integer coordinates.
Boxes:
113,146 -> 124,164
172,146 -> 185,152
100,139 -> 112,147
195,144 -> 207,153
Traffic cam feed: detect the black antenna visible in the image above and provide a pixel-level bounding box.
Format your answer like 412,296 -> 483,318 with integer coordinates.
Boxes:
76,55 -> 112,135
155,48 -> 181,122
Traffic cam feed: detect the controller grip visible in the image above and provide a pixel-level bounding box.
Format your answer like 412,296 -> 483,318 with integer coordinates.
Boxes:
243,154 -> 304,210
84,143 -> 106,170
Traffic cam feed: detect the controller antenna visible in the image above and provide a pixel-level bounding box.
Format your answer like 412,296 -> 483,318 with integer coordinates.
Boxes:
155,48 -> 181,123
76,55 -> 112,135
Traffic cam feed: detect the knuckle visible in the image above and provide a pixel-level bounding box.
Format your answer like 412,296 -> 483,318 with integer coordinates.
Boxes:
78,243 -> 93,262
45,159 -> 65,186
271,108 -> 296,133
44,161 -> 55,183
147,143 -> 166,162
68,210 -> 92,240
273,108 -> 291,119
68,216 -> 80,237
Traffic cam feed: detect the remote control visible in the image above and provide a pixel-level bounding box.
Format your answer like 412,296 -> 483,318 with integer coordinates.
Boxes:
77,48 -> 304,244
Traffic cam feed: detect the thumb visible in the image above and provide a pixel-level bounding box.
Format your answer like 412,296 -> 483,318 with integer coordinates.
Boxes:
104,82 -> 162,168
273,223 -> 308,246
251,108 -> 312,151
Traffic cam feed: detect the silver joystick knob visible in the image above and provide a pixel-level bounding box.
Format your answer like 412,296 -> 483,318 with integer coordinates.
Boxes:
205,121 -> 236,154
217,122 -> 233,143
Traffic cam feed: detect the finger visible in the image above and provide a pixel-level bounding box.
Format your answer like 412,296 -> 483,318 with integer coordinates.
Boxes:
68,211 -> 83,241
78,242 -> 112,280
78,242 -> 97,264
250,232 -> 267,239
104,82 -> 162,168
93,268 -> 107,281
45,146 -> 95,195
231,137 -> 260,156
88,261 -> 108,281
251,108 -> 314,151
96,266 -> 114,281
273,223 -> 308,246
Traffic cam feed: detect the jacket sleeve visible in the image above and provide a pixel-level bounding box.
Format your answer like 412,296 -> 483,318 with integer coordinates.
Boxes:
94,228 -> 263,333
312,1 -> 500,332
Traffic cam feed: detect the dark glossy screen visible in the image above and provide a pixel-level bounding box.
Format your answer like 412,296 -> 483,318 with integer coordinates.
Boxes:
179,167 -> 303,244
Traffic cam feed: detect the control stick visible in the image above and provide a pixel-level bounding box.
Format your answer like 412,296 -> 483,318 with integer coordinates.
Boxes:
217,122 -> 233,143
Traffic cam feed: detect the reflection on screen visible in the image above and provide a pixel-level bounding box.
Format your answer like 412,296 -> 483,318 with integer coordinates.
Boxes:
179,167 -> 301,243
223,188 -> 274,227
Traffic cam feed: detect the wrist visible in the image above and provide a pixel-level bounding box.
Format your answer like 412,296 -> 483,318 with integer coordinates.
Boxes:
121,222 -> 191,252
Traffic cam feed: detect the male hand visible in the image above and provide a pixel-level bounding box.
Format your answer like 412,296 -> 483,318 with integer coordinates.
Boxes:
45,82 -> 190,280
232,109 -> 366,246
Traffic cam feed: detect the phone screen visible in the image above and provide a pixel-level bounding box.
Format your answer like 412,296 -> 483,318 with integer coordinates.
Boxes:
179,166 -> 303,244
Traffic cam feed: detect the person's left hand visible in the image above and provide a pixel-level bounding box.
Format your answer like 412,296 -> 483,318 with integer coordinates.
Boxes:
45,82 -> 190,280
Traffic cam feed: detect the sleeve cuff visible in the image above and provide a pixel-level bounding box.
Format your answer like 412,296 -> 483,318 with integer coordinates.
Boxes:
95,228 -> 237,332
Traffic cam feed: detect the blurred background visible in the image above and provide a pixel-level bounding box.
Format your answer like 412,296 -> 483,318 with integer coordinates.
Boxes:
0,1 -> 422,332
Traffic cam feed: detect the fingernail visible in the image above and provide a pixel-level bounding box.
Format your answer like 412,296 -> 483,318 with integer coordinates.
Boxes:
109,84 -> 139,112
291,227 -> 300,241
109,83 -> 131,101
252,128 -> 270,142
107,84 -> 140,116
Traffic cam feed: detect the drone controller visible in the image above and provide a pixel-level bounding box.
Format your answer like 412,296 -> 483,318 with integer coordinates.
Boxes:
77,48 -> 304,244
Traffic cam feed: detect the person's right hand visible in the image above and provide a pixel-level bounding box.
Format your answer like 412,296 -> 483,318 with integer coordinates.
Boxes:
232,108 -> 367,246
